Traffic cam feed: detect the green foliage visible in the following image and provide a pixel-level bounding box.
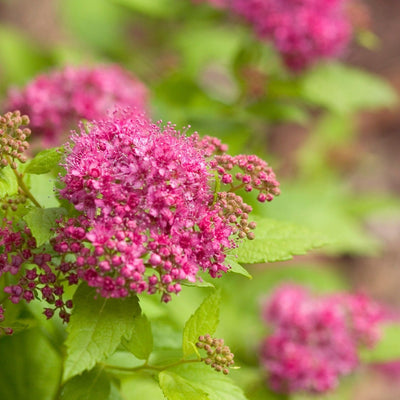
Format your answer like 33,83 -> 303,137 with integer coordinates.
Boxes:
300,63 -> 398,113
360,324 -> 400,363
0,165 -> 18,197
122,313 -> 153,360
182,290 -> 221,357
23,207 -> 67,246
61,368 -> 111,400
120,372 -> 165,399
0,328 -> 62,400
168,363 -> 248,400
234,217 -> 327,263
159,371 -> 209,400
25,147 -> 64,175
113,0 -> 178,17
63,284 -> 141,381
225,256 -> 252,279
26,172 -> 61,208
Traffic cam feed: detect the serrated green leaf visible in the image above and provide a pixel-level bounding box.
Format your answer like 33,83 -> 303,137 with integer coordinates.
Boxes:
122,313 -> 153,360
225,256 -> 252,279
61,368 -> 111,400
301,63 -> 397,113
23,207 -> 67,246
169,363 -> 248,400
182,291 -> 220,358
26,173 -> 60,208
25,147 -> 64,175
159,370 -> 209,400
63,283 -> 141,382
0,328 -> 62,400
360,324 -> 400,363
233,218 -> 327,264
0,165 -> 18,198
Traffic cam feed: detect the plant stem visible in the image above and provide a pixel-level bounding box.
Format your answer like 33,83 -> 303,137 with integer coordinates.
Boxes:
9,162 -> 42,208
104,358 -> 200,373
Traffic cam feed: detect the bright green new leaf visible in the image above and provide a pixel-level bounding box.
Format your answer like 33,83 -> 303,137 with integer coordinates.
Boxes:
169,363 -> 248,400
360,324 -> 400,363
182,291 -> 221,358
181,280 -> 215,289
233,218 -> 327,264
225,256 -> 252,279
0,165 -> 18,198
25,147 -> 64,175
23,207 -> 67,246
61,368 -> 111,400
122,313 -> 153,360
159,371 -> 210,400
63,283 -> 141,381
301,62 -> 397,113
0,328 -> 62,400
120,372 -> 165,400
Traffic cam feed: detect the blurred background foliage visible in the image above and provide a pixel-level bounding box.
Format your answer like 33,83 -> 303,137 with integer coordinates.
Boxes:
1,0 -> 400,398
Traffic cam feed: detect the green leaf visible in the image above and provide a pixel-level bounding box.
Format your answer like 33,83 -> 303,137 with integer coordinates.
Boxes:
25,147 -> 64,175
61,368 -> 111,400
169,363 -> 248,400
300,63 -> 398,113
159,370 -> 209,400
113,0 -> 178,17
63,283 -> 141,382
23,207 -> 67,246
360,324 -> 400,363
120,372 -> 165,400
122,313 -> 153,360
0,165 -> 18,198
233,218 -> 327,263
182,291 -> 221,358
26,173 -> 60,208
225,256 -> 252,279
181,280 -> 215,288
0,328 -> 62,400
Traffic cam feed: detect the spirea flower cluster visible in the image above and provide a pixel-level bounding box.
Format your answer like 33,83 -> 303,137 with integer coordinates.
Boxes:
54,109 -> 279,302
195,0 -> 352,70
260,285 -> 387,394
5,65 -> 148,146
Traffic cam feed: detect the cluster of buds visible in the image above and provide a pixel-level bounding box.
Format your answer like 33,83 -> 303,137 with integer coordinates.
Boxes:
196,334 -> 235,375
0,305 -> 13,336
0,111 -> 30,169
195,135 -> 229,157
215,192 -> 256,240
210,154 -> 280,203
1,189 -> 27,212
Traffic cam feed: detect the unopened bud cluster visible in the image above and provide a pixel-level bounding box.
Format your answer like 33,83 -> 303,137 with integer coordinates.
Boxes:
195,135 -> 229,157
210,154 -> 280,203
0,111 -> 30,169
196,334 -> 235,375
1,190 -> 27,212
215,192 -> 256,240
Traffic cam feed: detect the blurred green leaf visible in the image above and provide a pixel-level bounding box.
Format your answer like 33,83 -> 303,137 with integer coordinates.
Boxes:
234,218 -> 327,263
159,371 -> 209,400
225,256 -> 252,279
182,290 -> 221,358
360,324 -> 400,363
123,313 -> 153,360
61,368 -> 111,400
0,165 -> 18,197
121,372 -> 165,400
63,283 -> 140,381
113,0 -> 178,17
0,328 -> 62,400
300,63 -> 397,113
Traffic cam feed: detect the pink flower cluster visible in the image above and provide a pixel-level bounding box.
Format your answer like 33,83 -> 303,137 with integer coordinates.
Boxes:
196,0 -> 352,70
56,110 -> 263,301
260,285 -> 387,394
5,65 -> 148,146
